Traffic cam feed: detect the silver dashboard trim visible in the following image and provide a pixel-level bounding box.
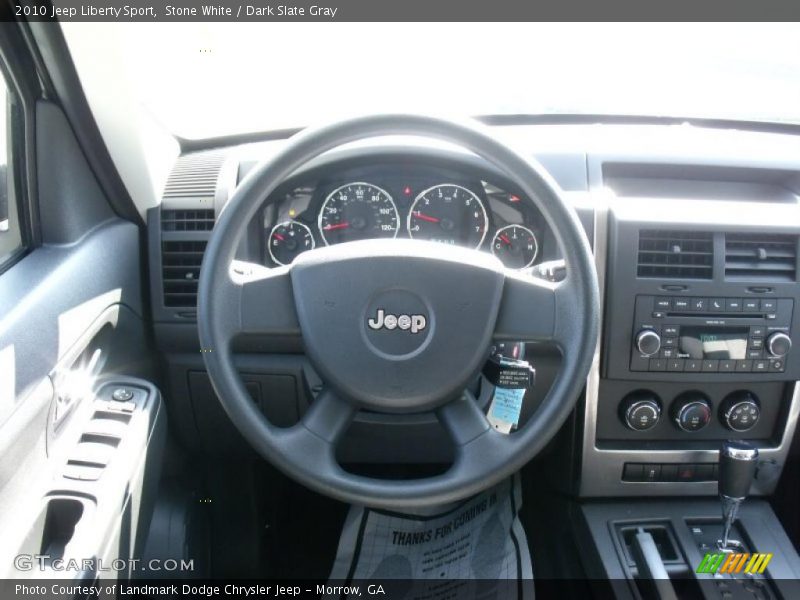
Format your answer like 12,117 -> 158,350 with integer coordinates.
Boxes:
579,194 -> 800,497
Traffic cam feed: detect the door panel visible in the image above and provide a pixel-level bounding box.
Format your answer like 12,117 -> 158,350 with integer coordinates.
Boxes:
0,99 -> 163,578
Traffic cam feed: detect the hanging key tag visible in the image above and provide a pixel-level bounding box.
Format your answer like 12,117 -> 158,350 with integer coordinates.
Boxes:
483,356 -> 535,434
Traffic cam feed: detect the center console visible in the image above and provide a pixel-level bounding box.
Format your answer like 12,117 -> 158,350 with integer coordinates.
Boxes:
576,499 -> 800,600
581,196 -> 800,498
575,163 -> 800,598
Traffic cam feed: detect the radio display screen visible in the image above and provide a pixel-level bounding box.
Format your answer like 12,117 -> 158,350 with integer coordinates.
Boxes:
679,326 -> 749,360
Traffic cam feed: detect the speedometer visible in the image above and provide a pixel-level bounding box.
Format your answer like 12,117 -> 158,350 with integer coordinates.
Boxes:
407,184 -> 489,249
318,182 -> 399,245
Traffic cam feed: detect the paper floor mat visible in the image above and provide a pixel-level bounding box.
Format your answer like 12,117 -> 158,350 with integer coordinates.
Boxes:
328,475 -> 533,599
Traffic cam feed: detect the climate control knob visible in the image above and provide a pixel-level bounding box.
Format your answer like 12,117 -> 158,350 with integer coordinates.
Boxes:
620,391 -> 661,431
720,391 -> 761,432
766,332 -> 792,358
635,329 -> 662,356
671,392 -> 712,432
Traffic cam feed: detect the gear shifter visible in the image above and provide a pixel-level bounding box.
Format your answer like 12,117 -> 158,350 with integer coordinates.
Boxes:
718,440 -> 759,551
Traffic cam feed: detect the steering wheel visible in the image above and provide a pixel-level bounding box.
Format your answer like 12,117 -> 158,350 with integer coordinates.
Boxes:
198,115 -> 599,509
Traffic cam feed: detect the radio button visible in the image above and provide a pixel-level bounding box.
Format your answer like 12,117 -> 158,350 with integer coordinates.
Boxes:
691,298 -> 707,311
649,359 -> 667,371
654,298 -> 672,310
673,298 -> 691,311
702,360 -> 719,372
735,360 -> 753,372
760,299 -> 777,312
766,332 -> 792,358
769,359 -> 785,372
725,298 -> 742,311
719,360 -> 736,372
753,360 -> 769,372
667,359 -> 685,372
663,326 -> 679,337
685,359 -> 702,372
635,329 -> 662,356
749,338 -> 764,350
743,299 -> 759,311
709,298 -> 725,311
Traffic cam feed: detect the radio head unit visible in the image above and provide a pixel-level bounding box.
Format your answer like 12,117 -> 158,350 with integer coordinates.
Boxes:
631,295 -> 793,374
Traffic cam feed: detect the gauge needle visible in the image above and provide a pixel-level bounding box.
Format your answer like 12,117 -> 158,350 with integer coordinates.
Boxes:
499,234 -> 512,246
414,212 -> 440,223
323,222 -> 350,231
273,233 -> 286,241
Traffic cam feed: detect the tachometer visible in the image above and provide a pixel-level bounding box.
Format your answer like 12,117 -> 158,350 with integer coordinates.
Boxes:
318,182 -> 399,245
491,224 -> 539,269
407,184 -> 488,249
268,221 -> 315,266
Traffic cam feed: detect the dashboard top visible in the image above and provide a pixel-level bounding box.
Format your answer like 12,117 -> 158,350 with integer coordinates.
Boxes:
207,122 -> 800,193
151,121 -> 800,501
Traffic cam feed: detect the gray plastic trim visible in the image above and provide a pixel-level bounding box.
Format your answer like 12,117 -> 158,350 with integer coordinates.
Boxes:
579,193 -> 800,497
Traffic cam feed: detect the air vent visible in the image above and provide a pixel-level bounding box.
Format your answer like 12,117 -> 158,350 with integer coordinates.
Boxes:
163,154 -> 224,199
637,230 -> 713,279
725,233 -> 798,282
162,241 -> 206,307
161,209 -> 215,231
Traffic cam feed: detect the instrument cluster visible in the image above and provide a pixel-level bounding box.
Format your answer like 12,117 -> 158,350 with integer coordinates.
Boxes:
263,165 -> 549,270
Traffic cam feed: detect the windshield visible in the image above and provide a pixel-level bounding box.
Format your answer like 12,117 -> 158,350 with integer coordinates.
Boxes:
63,22 -> 800,139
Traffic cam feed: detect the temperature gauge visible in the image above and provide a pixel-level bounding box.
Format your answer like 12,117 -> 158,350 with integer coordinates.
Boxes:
268,221 -> 315,266
492,225 -> 538,269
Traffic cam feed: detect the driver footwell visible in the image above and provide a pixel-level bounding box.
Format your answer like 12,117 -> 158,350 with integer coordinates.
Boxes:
326,475 -> 533,599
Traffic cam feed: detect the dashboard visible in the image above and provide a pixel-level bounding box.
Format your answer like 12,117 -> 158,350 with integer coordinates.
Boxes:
260,162 -> 551,270
151,123 -> 800,500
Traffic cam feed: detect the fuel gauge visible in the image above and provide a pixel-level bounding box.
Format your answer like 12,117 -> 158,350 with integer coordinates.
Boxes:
492,225 -> 538,269
268,221 -> 315,266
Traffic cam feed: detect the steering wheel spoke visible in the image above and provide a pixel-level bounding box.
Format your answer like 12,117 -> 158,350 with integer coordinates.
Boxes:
493,271 -> 571,347
300,388 -> 357,444
232,260 -> 301,338
437,392 -> 491,447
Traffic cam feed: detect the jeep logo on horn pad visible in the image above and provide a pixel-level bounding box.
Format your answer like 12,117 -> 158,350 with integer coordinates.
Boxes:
368,309 -> 427,334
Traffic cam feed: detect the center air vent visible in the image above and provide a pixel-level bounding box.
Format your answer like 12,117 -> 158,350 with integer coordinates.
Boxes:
637,230 -> 713,280
162,241 -> 206,307
725,233 -> 798,282
161,209 -> 215,231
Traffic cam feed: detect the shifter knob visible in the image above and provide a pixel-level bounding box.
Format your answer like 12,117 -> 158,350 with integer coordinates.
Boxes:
719,440 -> 758,499
718,441 -> 759,550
